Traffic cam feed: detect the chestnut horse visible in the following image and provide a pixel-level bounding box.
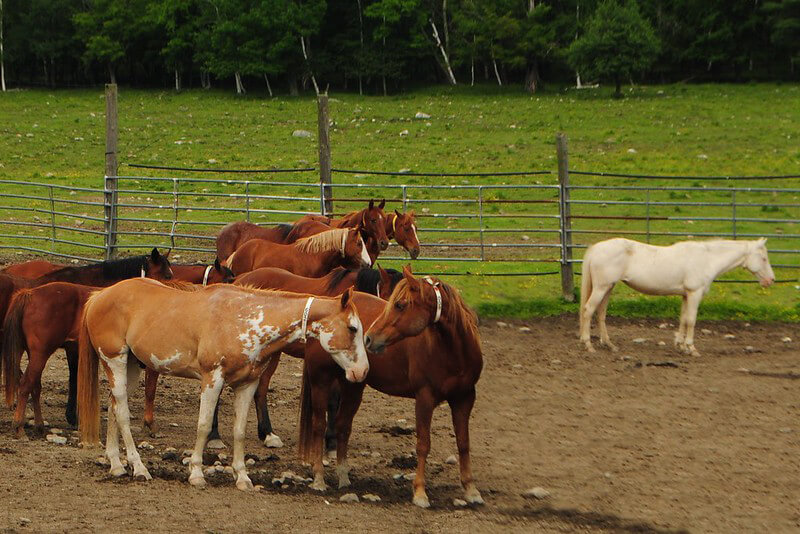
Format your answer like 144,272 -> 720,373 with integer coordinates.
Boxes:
78,279 -> 369,490
227,227 -> 371,277
386,210 -> 421,259
299,267 -> 484,508
215,222 -> 294,264
170,259 -> 235,286
1,260 -> 63,279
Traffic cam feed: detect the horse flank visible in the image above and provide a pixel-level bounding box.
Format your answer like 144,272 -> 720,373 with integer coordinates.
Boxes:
294,228 -> 349,255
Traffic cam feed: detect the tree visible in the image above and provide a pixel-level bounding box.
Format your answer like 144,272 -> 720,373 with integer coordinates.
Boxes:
764,0 -> 800,73
0,0 -> 5,91
567,0 -> 659,97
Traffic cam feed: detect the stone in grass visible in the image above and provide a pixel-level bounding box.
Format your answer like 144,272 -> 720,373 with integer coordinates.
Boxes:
414,112 -> 431,119
339,493 -> 360,503
445,455 -> 458,465
453,498 -> 468,507
399,130 -> 410,137
362,494 -> 381,502
292,130 -> 312,138
523,487 -> 551,499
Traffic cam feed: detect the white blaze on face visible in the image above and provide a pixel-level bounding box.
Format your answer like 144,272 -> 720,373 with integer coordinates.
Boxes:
314,313 -> 369,382
238,309 -> 281,362
411,224 -> 419,244
359,236 -> 372,267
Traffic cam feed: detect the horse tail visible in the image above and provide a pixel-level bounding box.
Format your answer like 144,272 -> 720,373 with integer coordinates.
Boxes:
78,298 -> 101,446
579,246 -> 593,325
297,361 -> 314,463
2,289 -> 32,408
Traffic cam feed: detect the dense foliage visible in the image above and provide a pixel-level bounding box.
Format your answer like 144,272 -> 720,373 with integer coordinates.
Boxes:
1,0 -> 798,93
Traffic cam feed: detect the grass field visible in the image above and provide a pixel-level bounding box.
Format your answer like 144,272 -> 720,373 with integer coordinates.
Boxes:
1,83 -> 799,320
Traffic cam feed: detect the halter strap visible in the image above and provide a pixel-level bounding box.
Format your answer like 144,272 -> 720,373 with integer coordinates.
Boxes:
202,265 -> 213,286
140,265 -> 146,278
391,213 -> 398,236
301,296 -> 315,342
423,276 -> 442,323
340,230 -> 347,258
375,282 -> 381,298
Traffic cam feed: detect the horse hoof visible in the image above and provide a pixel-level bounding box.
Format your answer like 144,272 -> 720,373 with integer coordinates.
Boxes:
236,478 -> 254,491
189,476 -> 206,488
263,433 -> 283,448
109,466 -> 126,477
585,345 -> 596,353
465,488 -> 485,505
134,471 -> 152,482
338,477 -> 351,489
310,480 -> 328,492
206,439 -> 227,449
413,494 -> 431,509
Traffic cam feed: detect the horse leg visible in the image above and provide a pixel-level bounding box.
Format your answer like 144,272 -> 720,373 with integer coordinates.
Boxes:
412,389 -> 436,508
309,378 -> 332,492
105,397 -> 126,476
188,369 -> 225,488
449,388 -> 484,505
143,369 -> 158,436
682,291 -> 704,357
674,295 -> 688,350
325,385 -> 341,455
206,401 -> 226,449
65,343 -> 78,428
580,284 -> 613,353
101,353 -> 151,480
596,285 -> 617,352
13,347 -> 49,437
333,382 -> 365,489
232,381 -> 259,491
255,354 -> 282,447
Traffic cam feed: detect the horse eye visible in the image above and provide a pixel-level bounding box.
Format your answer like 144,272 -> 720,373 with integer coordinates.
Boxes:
348,325 -> 358,333
395,301 -> 405,310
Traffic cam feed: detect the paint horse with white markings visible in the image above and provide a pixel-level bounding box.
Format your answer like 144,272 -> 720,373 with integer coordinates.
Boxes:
78,278 -> 369,491
580,238 -> 775,356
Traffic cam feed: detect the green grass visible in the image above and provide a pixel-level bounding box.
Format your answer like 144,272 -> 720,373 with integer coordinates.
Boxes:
1,83 -> 799,320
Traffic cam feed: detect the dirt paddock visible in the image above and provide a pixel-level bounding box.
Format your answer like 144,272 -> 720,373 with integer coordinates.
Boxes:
0,315 -> 798,533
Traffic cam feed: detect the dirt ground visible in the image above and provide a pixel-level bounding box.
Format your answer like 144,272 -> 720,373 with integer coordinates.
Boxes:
0,316 -> 798,534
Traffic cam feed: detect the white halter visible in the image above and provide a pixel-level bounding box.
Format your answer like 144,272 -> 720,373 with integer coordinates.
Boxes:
301,296 -> 315,342
340,231 -> 347,258
423,276 -> 442,323
140,265 -> 146,278
202,265 -> 213,286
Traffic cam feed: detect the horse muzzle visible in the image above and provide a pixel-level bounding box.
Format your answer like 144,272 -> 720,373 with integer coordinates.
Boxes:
364,334 -> 386,354
760,276 -> 774,287
409,247 -> 420,260
345,365 -> 369,383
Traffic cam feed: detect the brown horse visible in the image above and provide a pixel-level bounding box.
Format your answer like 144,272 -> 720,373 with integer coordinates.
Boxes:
2,282 -> 95,435
387,210 -> 421,259
299,267 -> 484,508
1,260 -> 64,279
170,259 -> 234,285
215,222 -> 295,263
227,227 -> 371,277
33,248 -> 173,286
79,279 -> 369,490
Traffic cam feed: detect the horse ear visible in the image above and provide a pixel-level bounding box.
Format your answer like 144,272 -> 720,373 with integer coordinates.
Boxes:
759,237 -> 767,245
214,258 -> 221,271
394,209 -> 402,217
368,199 -> 375,210
340,287 -> 354,309
150,248 -> 161,262
402,264 -> 419,292
378,263 -> 391,287
379,199 -> 385,209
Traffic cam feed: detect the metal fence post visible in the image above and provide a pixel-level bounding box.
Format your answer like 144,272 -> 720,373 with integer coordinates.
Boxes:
556,133 -> 575,302
104,83 -> 118,260
478,186 -> 485,261
317,94 -> 333,216
731,189 -> 737,239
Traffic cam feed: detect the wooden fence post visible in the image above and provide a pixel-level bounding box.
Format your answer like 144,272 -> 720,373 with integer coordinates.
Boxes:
557,133 -> 575,302
317,94 -> 333,216
104,83 -> 118,260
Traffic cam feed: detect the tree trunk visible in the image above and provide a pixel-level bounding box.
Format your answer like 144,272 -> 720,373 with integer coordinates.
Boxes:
576,72 -> 582,88
524,60 -> 540,93
107,63 -> 116,85
442,0 -> 449,53
614,77 -> 622,99
357,0 -> 364,95
234,71 -> 245,94
430,20 -> 456,85
470,56 -> 475,86
264,73 -> 273,97
491,54 -> 502,86
382,75 -> 387,96
43,57 -> 48,86
288,74 -> 299,96
0,0 -> 5,92
174,69 -> 181,92
299,35 -> 320,95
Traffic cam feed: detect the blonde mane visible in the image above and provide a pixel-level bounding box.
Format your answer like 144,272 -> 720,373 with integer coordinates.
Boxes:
294,228 -> 350,255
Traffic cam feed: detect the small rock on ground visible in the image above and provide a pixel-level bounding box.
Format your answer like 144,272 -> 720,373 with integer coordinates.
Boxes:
701,329 -> 712,335
453,498 -> 468,507
632,338 -> 646,344
362,493 -> 381,502
782,337 -> 792,343
523,487 -> 551,499
519,326 -> 531,333
445,455 -> 458,465
414,112 -> 431,119
339,493 -> 359,503
292,130 -> 312,138
496,321 -> 508,328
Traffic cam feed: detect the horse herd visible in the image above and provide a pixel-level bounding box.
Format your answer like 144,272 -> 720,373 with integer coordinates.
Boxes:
0,198 -> 777,509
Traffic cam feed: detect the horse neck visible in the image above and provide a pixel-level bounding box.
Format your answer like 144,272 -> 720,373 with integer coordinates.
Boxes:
331,210 -> 361,229
384,214 -> 396,239
703,241 -> 751,280
430,305 -> 482,378
309,248 -> 346,274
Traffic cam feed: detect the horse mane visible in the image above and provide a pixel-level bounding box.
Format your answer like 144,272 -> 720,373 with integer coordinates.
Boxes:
101,255 -> 149,279
355,268 -> 403,295
158,280 -> 201,292
274,223 -> 293,240
390,277 -> 479,341
326,267 -> 354,292
295,228 -> 349,254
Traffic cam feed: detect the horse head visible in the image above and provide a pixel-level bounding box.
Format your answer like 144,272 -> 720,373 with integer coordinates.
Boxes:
316,288 -> 370,383
344,226 -> 372,269
207,258 -> 235,284
744,238 -> 775,287
364,265 -> 443,353
146,248 -> 173,280
392,210 -> 420,260
361,200 -> 389,251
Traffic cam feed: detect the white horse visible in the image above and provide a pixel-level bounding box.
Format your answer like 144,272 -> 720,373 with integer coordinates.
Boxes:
579,237 -> 775,356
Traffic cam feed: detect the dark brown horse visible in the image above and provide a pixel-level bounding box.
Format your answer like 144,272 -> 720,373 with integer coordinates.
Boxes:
227,227 -> 371,277
32,248 -> 173,286
299,267 -> 484,508
170,259 -> 234,285
1,260 -> 64,279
